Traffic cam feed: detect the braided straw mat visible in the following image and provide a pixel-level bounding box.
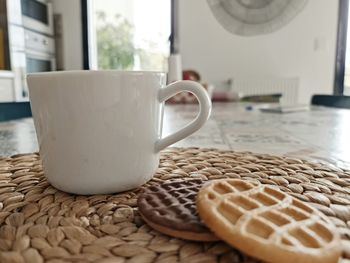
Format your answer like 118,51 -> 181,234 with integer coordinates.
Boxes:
1,148 -> 350,263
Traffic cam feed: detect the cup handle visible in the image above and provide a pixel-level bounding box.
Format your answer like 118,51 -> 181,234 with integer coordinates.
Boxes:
155,80 -> 212,152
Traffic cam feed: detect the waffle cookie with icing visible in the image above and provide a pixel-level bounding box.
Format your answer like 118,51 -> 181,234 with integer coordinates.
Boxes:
137,178 -> 218,241
196,179 -> 342,263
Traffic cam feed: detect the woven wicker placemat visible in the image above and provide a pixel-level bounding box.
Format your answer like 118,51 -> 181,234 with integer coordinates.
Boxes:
1,148 -> 350,263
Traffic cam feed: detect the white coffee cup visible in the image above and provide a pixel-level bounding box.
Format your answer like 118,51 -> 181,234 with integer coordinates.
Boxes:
27,70 -> 211,195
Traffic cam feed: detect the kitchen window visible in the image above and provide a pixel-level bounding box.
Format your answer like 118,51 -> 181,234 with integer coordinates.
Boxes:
82,0 -> 171,71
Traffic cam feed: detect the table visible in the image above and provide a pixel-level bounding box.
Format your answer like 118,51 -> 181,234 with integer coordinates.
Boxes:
1,102 -> 350,262
1,102 -> 350,169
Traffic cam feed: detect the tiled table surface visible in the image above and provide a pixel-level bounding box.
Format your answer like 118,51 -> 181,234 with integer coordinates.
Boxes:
1,102 -> 350,169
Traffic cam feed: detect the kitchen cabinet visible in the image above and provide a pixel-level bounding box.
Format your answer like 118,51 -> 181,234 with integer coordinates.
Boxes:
0,72 -> 14,102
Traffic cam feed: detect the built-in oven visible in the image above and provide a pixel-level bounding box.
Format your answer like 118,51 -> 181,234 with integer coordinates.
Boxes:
21,0 -> 54,36
24,29 -> 55,71
20,29 -> 55,97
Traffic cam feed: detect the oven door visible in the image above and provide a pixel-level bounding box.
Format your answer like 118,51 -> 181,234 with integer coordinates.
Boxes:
23,49 -> 55,97
25,50 -> 56,73
21,0 -> 54,35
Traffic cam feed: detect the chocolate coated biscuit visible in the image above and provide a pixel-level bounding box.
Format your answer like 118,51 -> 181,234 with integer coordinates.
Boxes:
137,178 -> 218,241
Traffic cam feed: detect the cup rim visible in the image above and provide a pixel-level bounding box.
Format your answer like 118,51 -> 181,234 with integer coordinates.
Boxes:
27,70 -> 166,79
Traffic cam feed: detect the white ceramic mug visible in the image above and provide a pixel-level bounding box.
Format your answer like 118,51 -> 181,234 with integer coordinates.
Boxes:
27,71 -> 211,195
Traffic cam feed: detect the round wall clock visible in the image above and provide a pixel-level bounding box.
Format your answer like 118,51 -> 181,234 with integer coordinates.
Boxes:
207,0 -> 308,36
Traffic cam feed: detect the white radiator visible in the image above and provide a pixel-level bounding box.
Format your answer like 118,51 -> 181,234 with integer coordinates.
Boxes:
231,77 -> 299,105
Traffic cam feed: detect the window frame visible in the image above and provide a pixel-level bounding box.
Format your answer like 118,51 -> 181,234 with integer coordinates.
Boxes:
334,0 -> 349,95
81,0 -> 89,69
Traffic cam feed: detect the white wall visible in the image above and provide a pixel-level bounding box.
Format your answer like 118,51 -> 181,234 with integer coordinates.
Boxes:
178,0 -> 339,103
51,0 -> 83,70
